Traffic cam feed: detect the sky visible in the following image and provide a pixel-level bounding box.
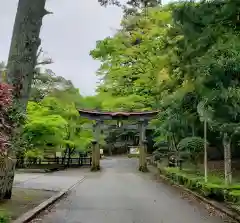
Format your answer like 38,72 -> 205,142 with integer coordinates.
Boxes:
0,0 -> 170,96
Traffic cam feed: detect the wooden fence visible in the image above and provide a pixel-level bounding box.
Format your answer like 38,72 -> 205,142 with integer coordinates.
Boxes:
16,157 -> 92,170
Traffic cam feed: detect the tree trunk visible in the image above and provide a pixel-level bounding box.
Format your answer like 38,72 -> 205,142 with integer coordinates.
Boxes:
0,157 -> 15,199
4,0 -> 49,200
172,134 -> 179,167
192,123 -> 195,137
7,0 -> 50,111
67,148 -> 70,167
62,149 -> 67,165
204,120 -> 208,183
223,133 -> 232,185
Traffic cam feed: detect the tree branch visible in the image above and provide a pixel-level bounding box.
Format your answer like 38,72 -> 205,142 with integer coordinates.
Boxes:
36,58 -> 53,65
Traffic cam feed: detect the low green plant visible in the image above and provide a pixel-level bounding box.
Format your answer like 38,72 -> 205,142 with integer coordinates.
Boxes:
177,137 -> 205,167
0,210 -> 10,223
160,166 -> 240,203
225,190 -> 240,203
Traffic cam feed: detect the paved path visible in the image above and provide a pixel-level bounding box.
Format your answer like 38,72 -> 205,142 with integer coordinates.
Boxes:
31,157 -> 235,223
14,171 -> 84,192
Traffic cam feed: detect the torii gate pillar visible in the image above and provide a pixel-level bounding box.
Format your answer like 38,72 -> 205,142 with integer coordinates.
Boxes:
138,119 -> 148,172
91,120 -> 102,171
91,140 -> 98,171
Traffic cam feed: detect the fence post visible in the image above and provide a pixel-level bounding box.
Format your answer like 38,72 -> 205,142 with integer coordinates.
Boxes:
78,157 -> 81,166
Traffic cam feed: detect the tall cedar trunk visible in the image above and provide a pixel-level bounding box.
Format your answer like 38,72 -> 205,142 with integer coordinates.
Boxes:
7,0 -> 49,111
223,133 -> 232,185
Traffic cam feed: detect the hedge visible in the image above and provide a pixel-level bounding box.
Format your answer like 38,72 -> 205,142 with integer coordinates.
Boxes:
159,167 -> 240,203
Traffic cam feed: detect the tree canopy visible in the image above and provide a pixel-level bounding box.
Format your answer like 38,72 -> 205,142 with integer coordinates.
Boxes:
3,0 -> 240,185
89,0 -> 240,184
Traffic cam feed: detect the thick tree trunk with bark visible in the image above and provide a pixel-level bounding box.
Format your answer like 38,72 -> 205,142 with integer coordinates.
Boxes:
223,133 -> 232,185
0,157 -> 15,199
7,0 -> 49,111
4,0 -> 49,199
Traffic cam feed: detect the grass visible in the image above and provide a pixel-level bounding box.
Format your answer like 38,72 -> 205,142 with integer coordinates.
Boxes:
0,187 -> 55,221
231,204 -> 240,213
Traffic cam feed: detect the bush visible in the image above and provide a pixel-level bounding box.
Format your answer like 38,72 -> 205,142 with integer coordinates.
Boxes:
178,137 -> 205,165
201,183 -> 226,201
225,190 -> 240,203
178,137 -> 204,153
0,83 -> 13,155
25,149 -> 44,160
160,167 -> 238,202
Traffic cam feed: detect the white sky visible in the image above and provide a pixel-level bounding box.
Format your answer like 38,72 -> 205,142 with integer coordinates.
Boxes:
0,0 -> 171,96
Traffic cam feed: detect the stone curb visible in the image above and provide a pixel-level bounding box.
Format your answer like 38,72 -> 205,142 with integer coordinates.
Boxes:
12,177 -> 85,223
154,168 -> 240,222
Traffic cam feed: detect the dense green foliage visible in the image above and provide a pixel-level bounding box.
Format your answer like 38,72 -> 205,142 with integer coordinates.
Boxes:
17,71 -> 100,159
178,137 -> 205,165
159,166 -> 240,203
2,0 -> 239,185
90,0 -> 240,184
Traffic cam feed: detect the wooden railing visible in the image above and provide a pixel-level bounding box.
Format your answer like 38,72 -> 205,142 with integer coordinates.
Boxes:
16,157 -> 92,170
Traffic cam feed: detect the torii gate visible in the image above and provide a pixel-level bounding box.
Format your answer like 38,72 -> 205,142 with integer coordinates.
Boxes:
78,109 -> 158,172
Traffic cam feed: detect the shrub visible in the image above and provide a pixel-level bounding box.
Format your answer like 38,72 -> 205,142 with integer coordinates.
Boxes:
178,137 -> 204,153
178,137 -> 205,166
161,167 -> 230,202
0,83 -> 13,155
201,183 -> 226,201
156,159 -> 240,203
225,190 -> 240,203
25,149 -> 44,160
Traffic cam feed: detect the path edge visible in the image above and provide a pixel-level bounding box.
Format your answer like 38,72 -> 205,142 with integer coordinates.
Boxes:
151,166 -> 240,222
12,177 -> 85,223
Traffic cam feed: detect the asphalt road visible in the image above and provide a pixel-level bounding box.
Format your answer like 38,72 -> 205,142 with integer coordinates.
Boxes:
32,157 -> 235,223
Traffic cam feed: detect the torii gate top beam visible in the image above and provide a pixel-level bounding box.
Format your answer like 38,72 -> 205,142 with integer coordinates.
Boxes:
77,109 -> 159,121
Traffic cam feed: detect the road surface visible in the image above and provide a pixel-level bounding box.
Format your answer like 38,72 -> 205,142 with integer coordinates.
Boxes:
32,157 -> 235,223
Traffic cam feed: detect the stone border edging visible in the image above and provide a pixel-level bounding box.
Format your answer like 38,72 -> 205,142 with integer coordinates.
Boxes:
12,177 -> 85,223
156,170 -> 240,222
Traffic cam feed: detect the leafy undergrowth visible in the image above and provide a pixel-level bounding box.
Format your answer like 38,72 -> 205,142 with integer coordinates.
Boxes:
157,164 -> 240,205
230,204 -> 240,214
0,210 -> 10,223
0,188 -> 54,221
